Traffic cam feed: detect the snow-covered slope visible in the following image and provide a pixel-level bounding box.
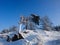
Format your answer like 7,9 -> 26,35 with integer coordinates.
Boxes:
0,30 -> 60,45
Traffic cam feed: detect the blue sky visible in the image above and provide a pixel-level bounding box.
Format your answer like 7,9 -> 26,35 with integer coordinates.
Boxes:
0,0 -> 60,30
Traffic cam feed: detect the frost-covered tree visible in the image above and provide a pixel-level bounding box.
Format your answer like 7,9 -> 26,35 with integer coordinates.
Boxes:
54,26 -> 60,31
19,16 -> 28,30
31,14 -> 40,25
19,14 -> 40,30
2,29 -> 9,33
9,26 -> 18,32
41,16 -> 53,31
29,14 -> 40,30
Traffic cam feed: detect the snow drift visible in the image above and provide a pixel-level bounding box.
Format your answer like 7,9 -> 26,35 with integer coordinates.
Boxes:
0,30 -> 60,45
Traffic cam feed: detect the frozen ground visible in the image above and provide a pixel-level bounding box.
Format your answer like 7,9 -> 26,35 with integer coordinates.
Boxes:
0,30 -> 60,45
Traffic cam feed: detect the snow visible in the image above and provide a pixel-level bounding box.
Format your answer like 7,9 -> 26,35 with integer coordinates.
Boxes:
0,30 -> 60,45
0,38 -> 26,45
